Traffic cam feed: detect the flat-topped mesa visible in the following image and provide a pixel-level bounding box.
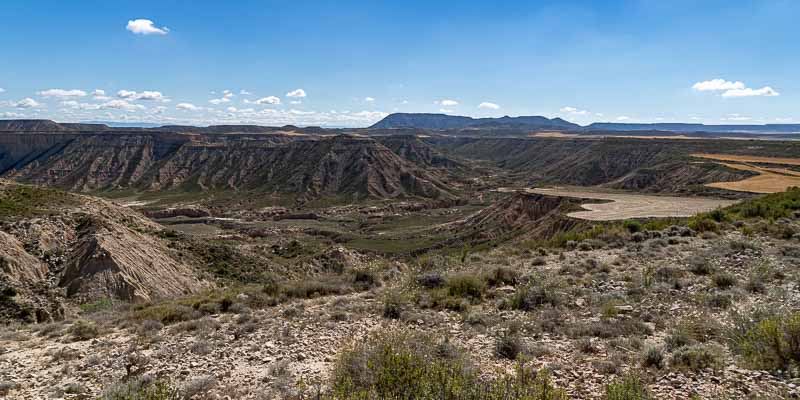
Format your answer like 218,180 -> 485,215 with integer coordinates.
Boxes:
370,113 -> 580,130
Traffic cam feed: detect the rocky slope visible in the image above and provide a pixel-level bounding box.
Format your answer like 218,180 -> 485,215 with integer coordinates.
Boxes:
431,137 -> 782,194
1,134 -> 454,201
444,192 -> 586,244
0,181 -> 207,321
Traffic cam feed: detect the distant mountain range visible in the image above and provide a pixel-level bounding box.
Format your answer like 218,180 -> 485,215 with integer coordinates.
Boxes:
369,113 -> 579,130
80,121 -> 167,128
370,113 -> 800,134
4,116 -> 800,135
584,122 -> 800,133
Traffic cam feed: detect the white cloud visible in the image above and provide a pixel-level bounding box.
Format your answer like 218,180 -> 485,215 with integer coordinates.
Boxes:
692,79 -> 745,91
692,78 -> 780,98
1,112 -> 22,118
117,90 -> 167,101
126,19 -> 169,35
290,100 -> 302,105
439,108 -> 454,113
478,102 -> 500,110
436,99 -> 458,106
176,103 -> 199,111
722,86 -> 780,98
61,99 -> 144,111
364,97 -> 375,102
14,98 -> 42,109
99,99 -> 145,111
91,89 -> 110,100
38,89 -> 87,99
286,89 -> 306,98
560,106 -> 589,115
239,89 -> 252,95
209,90 -> 235,104
226,107 -> 238,113
253,96 -> 281,105
0,88 -> 5,94
616,116 -> 631,121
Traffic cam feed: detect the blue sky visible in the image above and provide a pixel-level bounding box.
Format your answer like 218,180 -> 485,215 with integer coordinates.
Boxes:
0,0 -> 796,127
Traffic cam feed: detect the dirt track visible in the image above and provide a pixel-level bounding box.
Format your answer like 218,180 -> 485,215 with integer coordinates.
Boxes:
526,188 -> 738,221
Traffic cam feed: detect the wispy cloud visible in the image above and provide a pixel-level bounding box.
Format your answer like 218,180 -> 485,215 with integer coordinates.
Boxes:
560,106 -> 589,115
721,87 -> 779,98
364,97 -> 375,102
435,99 -> 458,106
176,103 -> 199,111
478,102 -> 500,110
38,89 -> 87,99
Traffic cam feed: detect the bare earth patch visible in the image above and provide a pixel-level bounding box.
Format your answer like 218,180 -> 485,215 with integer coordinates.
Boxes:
526,187 -> 737,221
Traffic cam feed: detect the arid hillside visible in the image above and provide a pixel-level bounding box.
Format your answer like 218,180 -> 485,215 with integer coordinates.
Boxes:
1,133 -> 455,201
0,180 -> 208,322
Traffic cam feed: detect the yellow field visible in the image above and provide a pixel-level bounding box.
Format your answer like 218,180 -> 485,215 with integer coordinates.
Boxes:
691,154 -> 800,193
691,153 -> 800,166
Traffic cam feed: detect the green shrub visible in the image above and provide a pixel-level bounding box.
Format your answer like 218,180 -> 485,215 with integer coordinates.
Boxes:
604,374 -> 651,400
686,255 -> 713,275
495,331 -> 525,360
669,344 -> 724,372
688,216 -> 718,233
508,278 -> 561,311
416,273 -> 446,289
446,274 -> 485,302
69,320 -> 100,341
730,311 -> 800,372
79,298 -> 114,313
705,292 -> 734,309
623,220 -> 643,233
708,208 -> 728,223
330,329 -> 568,399
484,266 -> 520,287
665,327 -> 694,352
712,272 -> 737,289
382,291 -> 405,320
353,270 -> 380,290
641,346 -> 664,369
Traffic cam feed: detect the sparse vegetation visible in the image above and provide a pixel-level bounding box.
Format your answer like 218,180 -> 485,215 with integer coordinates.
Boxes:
729,311 -> 800,372
330,329 -> 567,399
604,374 -> 651,400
